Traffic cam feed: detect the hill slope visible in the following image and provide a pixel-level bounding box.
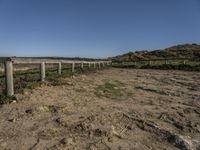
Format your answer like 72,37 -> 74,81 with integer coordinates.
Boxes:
112,44 -> 200,62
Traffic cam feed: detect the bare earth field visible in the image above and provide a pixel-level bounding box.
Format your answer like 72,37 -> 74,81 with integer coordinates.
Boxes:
0,68 -> 200,150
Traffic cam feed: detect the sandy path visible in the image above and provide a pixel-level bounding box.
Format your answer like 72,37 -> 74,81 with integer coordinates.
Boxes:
0,68 -> 200,150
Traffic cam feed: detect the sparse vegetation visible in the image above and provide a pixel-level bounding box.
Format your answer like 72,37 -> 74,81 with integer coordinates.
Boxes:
1,69 -> 199,149
95,81 -> 132,100
0,68 -> 200,150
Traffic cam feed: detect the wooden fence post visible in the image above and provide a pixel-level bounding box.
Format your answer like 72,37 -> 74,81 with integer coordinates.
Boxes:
0,63 -> 4,72
40,62 -> 45,82
149,61 -> 151,65
94,62 -> 96,69
183,60 -> 186,65
81,63 -> 84,69
58,62 -> 62,75
72,62 -> 75,73
88,62 -> 91,69
5,60 -> 14,96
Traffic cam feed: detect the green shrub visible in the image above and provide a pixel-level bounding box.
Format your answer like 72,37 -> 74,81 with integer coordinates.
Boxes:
0,94 -> 16,105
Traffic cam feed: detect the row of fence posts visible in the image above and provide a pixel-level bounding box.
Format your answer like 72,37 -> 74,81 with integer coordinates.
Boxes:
119,59 -> 190,67
3,60 -> 110,96
144,60 -> 187,65
145,60 -> 187,65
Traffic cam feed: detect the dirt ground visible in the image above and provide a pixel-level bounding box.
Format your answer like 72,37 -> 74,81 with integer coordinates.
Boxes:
0,68 -> 200,150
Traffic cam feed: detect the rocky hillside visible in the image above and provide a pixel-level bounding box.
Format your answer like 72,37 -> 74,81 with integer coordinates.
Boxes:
112,44 -> 200,62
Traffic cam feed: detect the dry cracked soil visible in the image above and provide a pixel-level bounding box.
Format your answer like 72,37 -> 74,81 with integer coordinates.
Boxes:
0,68 -> 200,150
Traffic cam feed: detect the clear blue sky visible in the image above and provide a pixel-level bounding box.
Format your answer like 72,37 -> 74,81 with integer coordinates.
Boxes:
0,0 -> 200,58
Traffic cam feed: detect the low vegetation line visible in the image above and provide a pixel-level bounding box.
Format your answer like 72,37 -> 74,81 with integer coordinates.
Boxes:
112,61 -> 200,72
